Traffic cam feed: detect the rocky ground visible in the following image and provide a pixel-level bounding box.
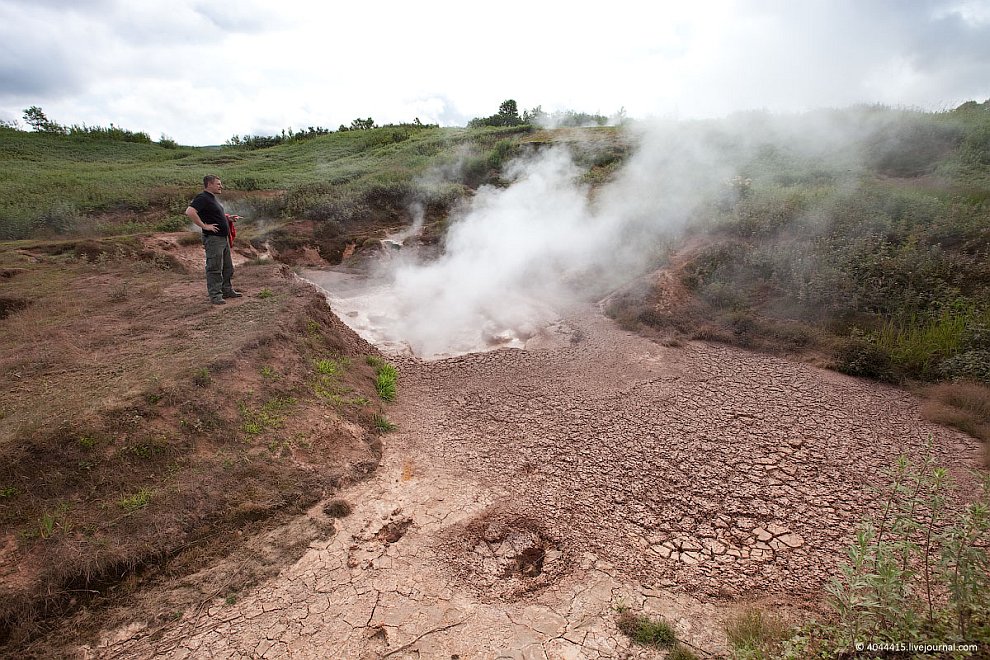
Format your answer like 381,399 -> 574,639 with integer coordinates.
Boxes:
82,298 -> 983,658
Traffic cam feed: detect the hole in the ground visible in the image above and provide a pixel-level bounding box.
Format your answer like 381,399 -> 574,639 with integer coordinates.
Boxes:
440,510 -> 567,601
502,545 -> 545,578
376,518 -> 412,544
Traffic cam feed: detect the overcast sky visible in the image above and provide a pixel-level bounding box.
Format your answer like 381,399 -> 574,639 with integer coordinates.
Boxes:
1,0 -> 988,145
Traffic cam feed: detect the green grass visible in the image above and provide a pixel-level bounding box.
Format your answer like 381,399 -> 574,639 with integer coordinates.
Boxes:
314,357 -> 342,375
373,414 -> 396,433
118,488 -> 153,512
0,123 -> 528,240
373,362 -> 398,402
240,395 -> 296,435
615,610 -> 677,649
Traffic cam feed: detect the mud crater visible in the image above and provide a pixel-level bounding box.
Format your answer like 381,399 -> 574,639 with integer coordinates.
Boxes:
440,511 -> 567,602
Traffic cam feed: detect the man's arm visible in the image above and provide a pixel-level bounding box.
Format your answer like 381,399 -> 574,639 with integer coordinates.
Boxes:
185,206 -> 219,232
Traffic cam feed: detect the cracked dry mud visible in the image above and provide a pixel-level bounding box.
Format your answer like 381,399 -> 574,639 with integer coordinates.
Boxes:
89,304 -> 983,659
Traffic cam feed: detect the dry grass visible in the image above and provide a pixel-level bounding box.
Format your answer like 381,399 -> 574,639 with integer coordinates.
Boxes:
921,381 -> 990,466
724,607 -> 791,659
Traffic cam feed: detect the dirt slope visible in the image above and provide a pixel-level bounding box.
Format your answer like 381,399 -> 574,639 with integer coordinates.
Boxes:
0,236 -> 388,652
84,300 -> 983,658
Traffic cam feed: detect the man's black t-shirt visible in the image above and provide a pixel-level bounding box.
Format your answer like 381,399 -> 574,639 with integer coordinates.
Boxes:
190,191 -> 229,238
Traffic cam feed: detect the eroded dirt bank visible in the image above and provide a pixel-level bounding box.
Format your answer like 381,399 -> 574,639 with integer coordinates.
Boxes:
85,299 -> 983,658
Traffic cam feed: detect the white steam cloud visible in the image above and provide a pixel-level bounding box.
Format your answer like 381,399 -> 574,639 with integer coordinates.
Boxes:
311,110 -> 901,358
312,120 -> 757,358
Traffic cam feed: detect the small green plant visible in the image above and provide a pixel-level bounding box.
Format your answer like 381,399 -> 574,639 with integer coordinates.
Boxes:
240,395 -> 296,435
192,367 -> 211,387
306,320 -> 320,335
260,365 -> 278,379
37,502 -> 70,538
119,488 -> 153,512
616,610 -> 677,649
372,361 -> 398,402
78,435 -> 98,449
817,448 -> 990,655
373,414 -> 397,433
0,486 -> 18,499
258,287 -> 274,299
315,357 -> 341,375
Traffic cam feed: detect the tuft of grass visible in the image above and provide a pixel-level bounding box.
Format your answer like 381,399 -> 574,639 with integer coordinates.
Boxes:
192,367 -> 211,387
725,608 -> 791,659
108,284 -> 128,302
324,499 -> 352,518
921,380 -> 990,466
667,644 -> 699,660
373,362 -> 398,402
258,287 -> 274,299
260,365 -> 278,379
315,357 -> 341,375
0,486 -> 18,499
616,610 -> 677,649
373,414 -> 396,433
118,488 -> 153,512
240,395 -> 296,436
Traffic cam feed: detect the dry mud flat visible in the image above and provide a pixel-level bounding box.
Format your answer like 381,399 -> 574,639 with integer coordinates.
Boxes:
90,305 -> 983,659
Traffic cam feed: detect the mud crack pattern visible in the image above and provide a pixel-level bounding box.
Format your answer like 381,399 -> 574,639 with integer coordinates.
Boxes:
87,304 -> 983,658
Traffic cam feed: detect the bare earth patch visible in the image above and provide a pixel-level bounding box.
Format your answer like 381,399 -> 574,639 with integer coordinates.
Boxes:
82,300 -> 983,658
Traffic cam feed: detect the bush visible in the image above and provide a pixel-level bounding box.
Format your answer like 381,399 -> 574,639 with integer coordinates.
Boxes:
835,335 -> 897,382
821,453 -> 990,655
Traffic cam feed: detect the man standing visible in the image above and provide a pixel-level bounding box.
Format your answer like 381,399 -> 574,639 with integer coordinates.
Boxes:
185,175 -> 242,304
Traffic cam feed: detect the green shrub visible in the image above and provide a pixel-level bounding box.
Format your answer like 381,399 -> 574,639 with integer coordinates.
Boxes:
835,336 -> 893,380
820,451 -> 990,655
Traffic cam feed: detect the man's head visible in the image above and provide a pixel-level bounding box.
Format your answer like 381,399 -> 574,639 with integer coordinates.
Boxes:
203,174 -> 223,194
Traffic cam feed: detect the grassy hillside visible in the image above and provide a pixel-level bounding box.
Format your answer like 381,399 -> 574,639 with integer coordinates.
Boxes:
608,105 -> 990,386
0,124 -> 532,242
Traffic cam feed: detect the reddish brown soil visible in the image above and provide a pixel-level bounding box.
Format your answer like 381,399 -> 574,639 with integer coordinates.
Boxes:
0,236 -> 387,653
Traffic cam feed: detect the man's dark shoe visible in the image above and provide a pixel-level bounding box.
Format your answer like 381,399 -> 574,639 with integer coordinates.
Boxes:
211,298 -> 226,305
222,290 -> 243,299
